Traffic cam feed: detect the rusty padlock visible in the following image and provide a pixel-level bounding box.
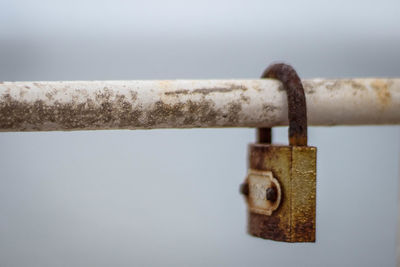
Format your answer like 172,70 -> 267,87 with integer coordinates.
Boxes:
241,63 -> 316,242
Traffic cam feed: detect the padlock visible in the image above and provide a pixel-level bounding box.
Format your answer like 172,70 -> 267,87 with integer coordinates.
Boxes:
241,63 -> 316,242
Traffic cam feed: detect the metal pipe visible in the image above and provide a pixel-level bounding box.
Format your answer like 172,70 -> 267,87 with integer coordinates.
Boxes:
0,78 -> 399,132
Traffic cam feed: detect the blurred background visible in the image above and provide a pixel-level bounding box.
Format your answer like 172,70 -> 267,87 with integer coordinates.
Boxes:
0,0 -> 399,266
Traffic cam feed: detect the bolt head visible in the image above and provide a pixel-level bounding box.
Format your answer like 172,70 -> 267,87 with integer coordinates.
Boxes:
266,187 -> 277,202
240,183 -> 249,196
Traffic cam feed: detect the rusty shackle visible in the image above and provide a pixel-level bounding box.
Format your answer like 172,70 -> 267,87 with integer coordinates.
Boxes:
257,63 -> 308,147
241,63 -> 316,243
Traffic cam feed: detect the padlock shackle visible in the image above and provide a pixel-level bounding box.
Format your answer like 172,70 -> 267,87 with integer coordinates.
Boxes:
261,63 -> 308,146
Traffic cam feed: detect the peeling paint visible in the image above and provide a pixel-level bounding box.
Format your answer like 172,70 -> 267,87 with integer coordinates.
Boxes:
0,78 -> 399,131
371,79 -> 392,107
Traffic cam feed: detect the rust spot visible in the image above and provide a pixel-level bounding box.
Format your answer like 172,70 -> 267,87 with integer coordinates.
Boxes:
19,90 -> 27,98
325,79 -> 367,91
188,100 -> 218,125
165,89 -> 190,95
0,91 -> 143,131
350,80 -> 366,90
262,104 -> 278,113
304,79 -> 368,96
371,79 -> 391,107
164,84 -> 247,96
129,91 -> 138,102
252,83 -> 262,92
325,80 -> 342,91
45,92 -> 54,100
249,145 -> 288,170
192,84 -> 247,94
145,101 -> 185,126
293,220 -> 315,242
240,93 -> 250,103
115,94 -> 143,128
302,81 -> 316,94
226,101 -> 242,123
248,212 -> 289,241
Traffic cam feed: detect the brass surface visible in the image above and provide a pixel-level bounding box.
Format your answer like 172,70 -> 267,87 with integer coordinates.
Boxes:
246,144 -> 316,242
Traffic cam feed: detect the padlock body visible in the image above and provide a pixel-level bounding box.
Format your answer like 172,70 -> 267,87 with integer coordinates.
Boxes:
246,144 -> 316,242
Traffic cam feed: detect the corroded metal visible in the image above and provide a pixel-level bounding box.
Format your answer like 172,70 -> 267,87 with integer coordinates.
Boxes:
242,63 -> 316,242
261,63 -> 307,146
0,79 -> 399,132
246,145 -> 317,242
